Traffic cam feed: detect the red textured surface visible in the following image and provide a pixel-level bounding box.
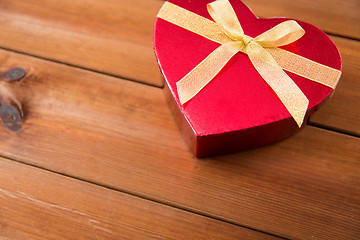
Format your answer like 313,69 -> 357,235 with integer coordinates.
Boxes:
154,0 -> 342,157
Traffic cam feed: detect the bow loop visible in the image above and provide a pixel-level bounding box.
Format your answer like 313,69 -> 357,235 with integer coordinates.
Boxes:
207,0 -> 244,40
254,20 -> 305,47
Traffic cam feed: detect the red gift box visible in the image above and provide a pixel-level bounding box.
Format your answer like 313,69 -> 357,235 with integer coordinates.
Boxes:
153,0 -> 342,158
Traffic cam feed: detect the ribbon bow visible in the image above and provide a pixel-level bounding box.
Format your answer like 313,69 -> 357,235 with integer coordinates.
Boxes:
175,0 -> 309,127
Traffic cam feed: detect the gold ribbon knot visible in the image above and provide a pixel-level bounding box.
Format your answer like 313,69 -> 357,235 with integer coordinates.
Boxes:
157,0 -> 341,127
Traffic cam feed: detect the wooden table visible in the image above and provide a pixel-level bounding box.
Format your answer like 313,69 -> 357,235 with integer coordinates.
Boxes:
0,0 -> 359,239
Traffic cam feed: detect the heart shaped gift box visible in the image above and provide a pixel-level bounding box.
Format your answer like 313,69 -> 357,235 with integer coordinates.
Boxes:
153,0 -> 342,158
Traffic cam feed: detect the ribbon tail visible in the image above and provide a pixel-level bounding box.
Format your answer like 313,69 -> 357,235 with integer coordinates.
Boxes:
177,42 -> 242,104
247,42 -> 309,127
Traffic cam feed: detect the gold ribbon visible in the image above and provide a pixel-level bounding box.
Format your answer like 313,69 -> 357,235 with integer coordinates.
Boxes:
157,0 -> 341,127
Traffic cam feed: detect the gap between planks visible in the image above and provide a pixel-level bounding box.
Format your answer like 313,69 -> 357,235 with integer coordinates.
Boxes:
308,122 -> 359,139
0,46 -> 164,89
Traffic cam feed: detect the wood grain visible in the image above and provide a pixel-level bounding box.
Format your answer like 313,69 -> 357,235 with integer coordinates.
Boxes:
0,49 -> 359,240
242,0 -> 360,39
0,158 -> 276,240
309,36 -> 360,136
0,0 -> 163,86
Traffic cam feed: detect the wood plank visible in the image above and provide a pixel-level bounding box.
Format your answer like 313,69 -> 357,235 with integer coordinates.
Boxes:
242,0 -> 360,39
309,36 -> 360,136
0,0 -> 163,86
0,49 -> 359,239
0,0 -> 359,88
0,158 -> 275,239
